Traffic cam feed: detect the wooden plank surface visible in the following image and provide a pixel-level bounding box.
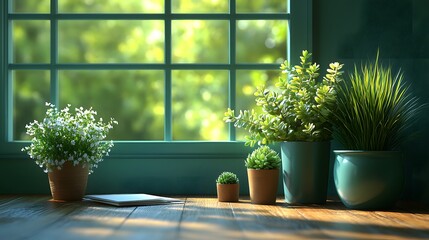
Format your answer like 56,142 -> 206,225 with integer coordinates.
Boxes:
293,202 -> 424,239
178,197 -> 245,240
29,201 -> 136,240
230,199 -> 326,240
0,196 -> 428,240
112,197 -> 186,240
0,196 -> 81,240
0,195 -> 20,206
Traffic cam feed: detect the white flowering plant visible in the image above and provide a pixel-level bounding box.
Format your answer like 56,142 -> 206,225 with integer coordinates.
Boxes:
22,103 -> 118,174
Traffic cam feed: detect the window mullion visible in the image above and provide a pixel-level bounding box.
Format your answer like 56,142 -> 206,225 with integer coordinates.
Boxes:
289,0 -> 311,64
228,0 -> 237,141
50,0 -> 59,107
164,0 -> 172,141
5,0 -> 12,141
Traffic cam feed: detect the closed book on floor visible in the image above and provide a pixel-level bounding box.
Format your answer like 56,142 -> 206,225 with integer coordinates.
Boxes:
84,194 -> 183,207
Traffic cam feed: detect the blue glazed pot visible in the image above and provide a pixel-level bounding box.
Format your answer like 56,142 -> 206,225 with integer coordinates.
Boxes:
333,150 -> 404,210
281,141 -> 331,204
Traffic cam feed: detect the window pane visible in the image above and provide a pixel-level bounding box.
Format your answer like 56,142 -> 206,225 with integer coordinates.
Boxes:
172,20 -> 229,63
172,0 -> 229,13
59,20 -> 164,63
12,0 -> 50,13
235,70 -> 278,140
236,0 -> 288,13
59,70 -> 164,140
172,70 -> 228,140
13,70 -> 50,140
12,20 -> 50,63
236,20 -> 287,63
59,0 -> 163,13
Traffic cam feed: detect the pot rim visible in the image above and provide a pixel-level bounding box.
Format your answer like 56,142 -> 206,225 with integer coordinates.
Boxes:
246,168 -> 279,171
333,150 -> 401,154
281,141 -> 331,144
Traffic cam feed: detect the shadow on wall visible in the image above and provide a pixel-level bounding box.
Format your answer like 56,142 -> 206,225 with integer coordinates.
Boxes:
340,0 -> 413,58
315,0 -> 429,204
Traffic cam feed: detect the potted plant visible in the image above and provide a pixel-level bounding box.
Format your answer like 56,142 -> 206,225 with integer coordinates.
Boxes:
22,103 -> 118,201
216,172 -> 240,202
245,145 -> 281,205
224,50 -> 344,204
332,52 -> 423,209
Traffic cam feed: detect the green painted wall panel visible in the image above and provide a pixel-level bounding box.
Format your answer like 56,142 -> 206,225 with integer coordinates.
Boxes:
313,0 -> 429,204
0,157 -> 252,195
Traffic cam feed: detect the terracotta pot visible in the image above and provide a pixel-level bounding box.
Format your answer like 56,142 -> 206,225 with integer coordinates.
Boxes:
48,162 -> 89,201
247,169 -> 279,205
217,183 -> 239,202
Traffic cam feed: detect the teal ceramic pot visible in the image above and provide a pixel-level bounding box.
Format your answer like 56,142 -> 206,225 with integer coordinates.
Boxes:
281,141 -> 331,204
333,150 -> 404,210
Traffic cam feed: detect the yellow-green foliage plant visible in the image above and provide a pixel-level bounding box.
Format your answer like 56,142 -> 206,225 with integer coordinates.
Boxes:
224,50 -> 344,147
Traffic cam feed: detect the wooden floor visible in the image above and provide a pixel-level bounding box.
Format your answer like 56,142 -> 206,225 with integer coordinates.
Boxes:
0,196 -> 428,240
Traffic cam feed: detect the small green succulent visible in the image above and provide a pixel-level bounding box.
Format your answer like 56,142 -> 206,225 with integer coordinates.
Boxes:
245,146 -> 281,170
216,172 -> 239,184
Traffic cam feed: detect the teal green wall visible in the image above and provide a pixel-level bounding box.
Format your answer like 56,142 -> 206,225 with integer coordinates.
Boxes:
0,157 -> 254,195
313,0 -> 429,204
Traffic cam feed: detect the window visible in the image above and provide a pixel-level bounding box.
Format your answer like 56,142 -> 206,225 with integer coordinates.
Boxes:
1,0 -> 310,158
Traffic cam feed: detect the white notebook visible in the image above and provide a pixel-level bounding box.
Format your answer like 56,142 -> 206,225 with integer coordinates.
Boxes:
84,194 -> 183,207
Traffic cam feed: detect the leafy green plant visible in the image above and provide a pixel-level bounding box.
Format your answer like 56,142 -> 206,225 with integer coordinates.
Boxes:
224,50 -> 344,146
333,52 -> 423,150
22,103 -> 118,173
216,172 -> 239,184
245,146 -> 281,170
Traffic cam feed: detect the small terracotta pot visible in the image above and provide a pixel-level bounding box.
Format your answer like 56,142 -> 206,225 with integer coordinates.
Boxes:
217,183 -> 239,202
247,169 -> 279,205
48,162 -> 89,201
